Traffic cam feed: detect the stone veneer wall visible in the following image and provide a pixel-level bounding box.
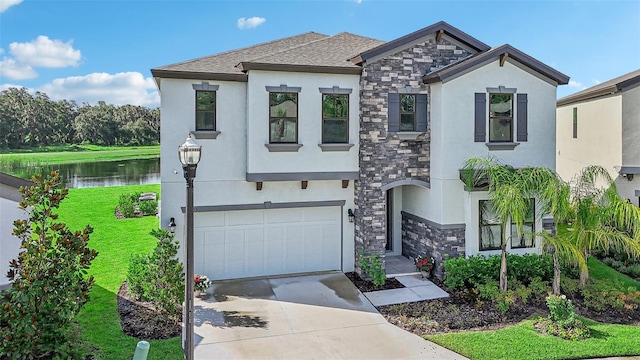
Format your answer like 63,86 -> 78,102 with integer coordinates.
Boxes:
401,211 -> 465,278
354,37 -> 473,264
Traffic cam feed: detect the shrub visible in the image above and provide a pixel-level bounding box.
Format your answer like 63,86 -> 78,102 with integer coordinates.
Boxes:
581,279 -> 640,312
119,193 -> 136,218
139,199 -> 158,216
537,294 -> 590,340
126,229 -> 184,320
0,171 -> 98,359
443,254 -> 552,290
358,251 -> 386,286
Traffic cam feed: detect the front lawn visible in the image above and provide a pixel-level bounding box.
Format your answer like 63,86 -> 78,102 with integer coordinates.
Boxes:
420,257 -> 640,360
58,184 -> 183,360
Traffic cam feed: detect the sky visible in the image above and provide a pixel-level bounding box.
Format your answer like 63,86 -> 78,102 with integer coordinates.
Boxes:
0,0 -> 638,108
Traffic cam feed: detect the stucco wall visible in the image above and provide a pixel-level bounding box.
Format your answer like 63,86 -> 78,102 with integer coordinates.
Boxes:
622,84 -> 640,167
556,95 -> 622,182
1,195 -> 25,287
158,74 -> 357,272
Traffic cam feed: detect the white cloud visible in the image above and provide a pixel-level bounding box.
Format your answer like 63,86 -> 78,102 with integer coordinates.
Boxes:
0,0 -> 23,13
354,0 -> 363,3
237,17 -> 266,30
38,72 -> 159,107
0,57 -> 37,80
9,36 -> 81,68
0,83 -> 27,92
568,80 -> 582,88
592,79 -> 602,85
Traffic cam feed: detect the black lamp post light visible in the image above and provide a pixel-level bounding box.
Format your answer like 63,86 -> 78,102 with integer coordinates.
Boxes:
178,133 -> 201,360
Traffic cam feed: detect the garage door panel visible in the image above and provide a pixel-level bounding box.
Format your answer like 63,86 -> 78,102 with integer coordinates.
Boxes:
226,210 -> 264,226
195,207 -> 341,280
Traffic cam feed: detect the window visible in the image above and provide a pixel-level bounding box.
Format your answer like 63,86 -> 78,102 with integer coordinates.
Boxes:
195,91 -> 216,131
269,92 -> 298,143
387,93 -> 427,133
322,94 -> 348,143
489,93 -> 513,142
511,199 -> 535,248
573,107 -> 578,138
400,94 -> 416,131
479,200 -> 501,251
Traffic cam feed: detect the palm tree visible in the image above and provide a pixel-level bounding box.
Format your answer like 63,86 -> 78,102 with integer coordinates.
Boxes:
462,156 -> 566,291
566,165 -> 640,286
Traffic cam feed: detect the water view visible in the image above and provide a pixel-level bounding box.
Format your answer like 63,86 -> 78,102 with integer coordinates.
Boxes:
8,158 -> 160,189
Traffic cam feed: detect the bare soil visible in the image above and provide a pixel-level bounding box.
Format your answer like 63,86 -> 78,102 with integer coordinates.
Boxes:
116,282 -> 181,340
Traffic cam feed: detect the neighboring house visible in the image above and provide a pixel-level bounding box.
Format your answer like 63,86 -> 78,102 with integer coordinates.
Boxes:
0,173 -> 30,289
556,69 -> 640,205
151,21 -> 569,280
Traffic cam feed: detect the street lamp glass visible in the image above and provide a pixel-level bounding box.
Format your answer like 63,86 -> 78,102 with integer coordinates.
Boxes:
178,134 -> 202,165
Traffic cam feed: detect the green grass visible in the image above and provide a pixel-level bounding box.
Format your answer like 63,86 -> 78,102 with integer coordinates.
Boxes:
0,145 -> 159,167
427,318 -> 640,360
426,258 -> 640,360
58,184 -> 183,360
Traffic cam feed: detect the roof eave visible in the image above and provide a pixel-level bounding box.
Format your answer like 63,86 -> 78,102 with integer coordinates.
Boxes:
150,69 -> 248,82
355,21 -> 491,64
237,62 -> 363,75
557,86 -> 619,106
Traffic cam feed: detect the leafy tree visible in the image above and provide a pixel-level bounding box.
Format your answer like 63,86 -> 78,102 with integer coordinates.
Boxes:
0,171 -> 97,358
565,165 -> 640,286
462,156 -> 571,291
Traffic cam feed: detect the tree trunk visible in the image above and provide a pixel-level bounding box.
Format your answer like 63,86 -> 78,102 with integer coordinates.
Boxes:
552,251 -> 561,295
500,242 -> 508,291
579,247 -> 589,287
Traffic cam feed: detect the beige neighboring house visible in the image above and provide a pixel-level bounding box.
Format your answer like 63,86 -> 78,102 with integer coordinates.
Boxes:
0,173 -> 30,289
556,69 -> 640,205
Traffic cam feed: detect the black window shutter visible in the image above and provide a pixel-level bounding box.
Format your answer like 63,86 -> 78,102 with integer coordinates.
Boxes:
474,93 -> 486,142
388,93 -> 400,132
416,94 -> 428,132
517,93 -> 528,142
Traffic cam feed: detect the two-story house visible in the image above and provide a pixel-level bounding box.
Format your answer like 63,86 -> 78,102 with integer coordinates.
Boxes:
151,21 -> 568,280
556,69 -> 640,205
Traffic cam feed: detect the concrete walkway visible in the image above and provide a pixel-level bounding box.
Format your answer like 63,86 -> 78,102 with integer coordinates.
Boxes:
193,272 -> 466,359
364,274 -> 449,307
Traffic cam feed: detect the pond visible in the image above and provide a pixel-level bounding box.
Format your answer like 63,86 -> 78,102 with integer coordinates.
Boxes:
8,158 -> 160,189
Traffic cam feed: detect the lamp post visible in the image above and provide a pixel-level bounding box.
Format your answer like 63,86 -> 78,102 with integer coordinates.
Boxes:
178,133 -> 201,360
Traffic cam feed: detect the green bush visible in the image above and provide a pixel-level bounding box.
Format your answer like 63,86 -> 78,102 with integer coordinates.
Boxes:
538,294 -> 590,340
126,229 -> 184,320
443,254 -> 552,290
0,172 -> 97,359
358,251 -> 386,286
139,200 -> 158,216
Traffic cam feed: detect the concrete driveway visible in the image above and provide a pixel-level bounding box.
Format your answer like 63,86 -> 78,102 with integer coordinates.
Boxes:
193,272 -> 467,359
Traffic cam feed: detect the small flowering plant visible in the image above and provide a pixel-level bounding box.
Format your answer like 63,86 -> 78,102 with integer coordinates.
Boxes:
194,274 -> 211,293
414,255 -> 435,272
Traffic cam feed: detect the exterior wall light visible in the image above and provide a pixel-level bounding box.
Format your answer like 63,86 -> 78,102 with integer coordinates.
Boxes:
348,209 -> 355,223
168,217 -> 176,234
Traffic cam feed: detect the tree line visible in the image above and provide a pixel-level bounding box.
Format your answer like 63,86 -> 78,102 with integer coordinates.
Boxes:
0,87 -> 160,149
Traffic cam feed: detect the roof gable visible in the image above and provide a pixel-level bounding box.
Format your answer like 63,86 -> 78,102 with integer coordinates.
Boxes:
557,69 -> 640,106
422,44 -> 570,86
351,21 -> 491,64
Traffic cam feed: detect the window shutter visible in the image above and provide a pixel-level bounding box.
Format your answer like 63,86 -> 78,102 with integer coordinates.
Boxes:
517,93 -> 528,142
474,93 -> 486,142
416,94 -> 428,132
388,93 -> 400,132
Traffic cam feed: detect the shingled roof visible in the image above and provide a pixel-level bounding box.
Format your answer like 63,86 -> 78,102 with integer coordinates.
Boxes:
557,69 -> 640,106
151,32 -> 384,81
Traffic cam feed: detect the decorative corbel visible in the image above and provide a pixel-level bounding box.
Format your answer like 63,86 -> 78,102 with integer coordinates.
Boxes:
500,53 -> 509,67
256,182 -> 263,191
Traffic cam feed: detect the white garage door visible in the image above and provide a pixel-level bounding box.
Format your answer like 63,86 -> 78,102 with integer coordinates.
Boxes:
194,206 -> 341,280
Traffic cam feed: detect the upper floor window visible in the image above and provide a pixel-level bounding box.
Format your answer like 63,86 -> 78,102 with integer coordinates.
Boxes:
479,200 -> 501,251
400,94 -> 416,131
573,107 -> 578,138
195,90 -> 216,131
322,94 -> 348,143
511,199 -> 535,248
269,92 -> 298,143
387,93 -> 428,134
488,93 -> 513,142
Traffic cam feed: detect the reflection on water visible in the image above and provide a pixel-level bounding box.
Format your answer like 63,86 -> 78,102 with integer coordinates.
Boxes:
10,158 -> 160,189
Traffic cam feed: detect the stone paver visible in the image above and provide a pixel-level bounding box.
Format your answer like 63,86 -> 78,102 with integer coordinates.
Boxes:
363,274 -> 449,307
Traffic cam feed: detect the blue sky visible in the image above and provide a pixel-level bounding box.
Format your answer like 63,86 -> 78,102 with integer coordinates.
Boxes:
1,0 -> 638,108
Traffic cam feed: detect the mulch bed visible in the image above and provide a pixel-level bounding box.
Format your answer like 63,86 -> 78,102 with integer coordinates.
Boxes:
344,272 -> 405,291
345,274 -> 640,336
116,282 -> 181,340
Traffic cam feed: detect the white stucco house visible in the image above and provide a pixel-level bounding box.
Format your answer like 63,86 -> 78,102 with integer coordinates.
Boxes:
151,21 -> 569,280
556,69 -> 640,205
0,172 -> 30,289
